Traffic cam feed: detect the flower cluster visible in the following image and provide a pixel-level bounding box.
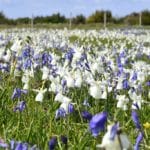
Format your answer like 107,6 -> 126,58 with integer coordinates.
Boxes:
0,28 -> 149,149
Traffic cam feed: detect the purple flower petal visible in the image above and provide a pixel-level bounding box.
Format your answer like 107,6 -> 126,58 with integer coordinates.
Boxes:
81,111 -> 92,121
10,139 -> 15,149
89,111 -> 107,137
122,79 -> 129,89
0,142 -> 8,148
109,123 -> 119,140
131,110 -> 141,129
14,101 -> 26,112
15,142 -> 23,150
60,135 -> 68,145
146,81 -> 150,86
68,103 -> 74,113
55,108 -> 66,119
131,72 -> 137,81
49,137 -> 57,150
11,88 -> 27,100
134,132 -> 143,150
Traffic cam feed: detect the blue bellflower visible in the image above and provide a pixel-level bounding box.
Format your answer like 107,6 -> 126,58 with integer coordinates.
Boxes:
23,59 -> 32,69
22,47 -> 31,58
61,79 -> 67,89
49,137 -> 57,150
10,140 -> 36,150
42,53 -> 48,65
42,53 -> 52,66
15,142 -> 23,150
80,53 -> 87,61
68,103 -> 74,113
55,108 -> 66,119
119,51 -> 126,58
131,72 -> 137,81
65,49 -> 74,62
15,142 -> 28,150
11,88 -> 27,100
89,111 -> 107,137
109,123 -> 119,140
131,110 -> 141,130
81,111 -> 92,121
23,46 -> 34,58
10,140 -> 15,149
117,67 -> 124,77
14,101 -> 26,112
116,57 -> 122,66
0,64 -> 9,72
146,81 -> 150,86
134,132 -> 144,150
122,79 -> 129,89
60,135 -> 68,145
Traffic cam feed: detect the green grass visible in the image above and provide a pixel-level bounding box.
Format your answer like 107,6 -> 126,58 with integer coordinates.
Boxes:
1,23 -> 150,30
0,72 -> 150,149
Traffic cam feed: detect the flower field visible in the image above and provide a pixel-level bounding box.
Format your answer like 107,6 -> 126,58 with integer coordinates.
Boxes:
0,28 -> 150,150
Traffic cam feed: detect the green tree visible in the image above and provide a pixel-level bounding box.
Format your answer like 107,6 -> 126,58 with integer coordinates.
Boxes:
16,17 -> 30,24
142,10 -> 150,25
50,13 -> 66,23
124,13 -> 139,25
87,10 -> 112,23
0,11 -> 8,24
72,14 -> 86,24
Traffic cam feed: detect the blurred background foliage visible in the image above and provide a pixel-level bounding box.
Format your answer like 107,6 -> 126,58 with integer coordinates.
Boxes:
0,10 -> 150,26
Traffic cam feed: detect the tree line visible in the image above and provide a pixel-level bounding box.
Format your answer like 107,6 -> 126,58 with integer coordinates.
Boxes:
0,10 -> 150,25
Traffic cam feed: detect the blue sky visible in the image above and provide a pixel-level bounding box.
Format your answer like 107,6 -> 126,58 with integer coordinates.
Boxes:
0,0 -> 149,18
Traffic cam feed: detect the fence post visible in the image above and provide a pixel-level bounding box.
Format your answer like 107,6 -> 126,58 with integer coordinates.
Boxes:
31,14 -> 34,29
104,11 -> 107,29
69,12 -> 72,29
139,12 -> 142,26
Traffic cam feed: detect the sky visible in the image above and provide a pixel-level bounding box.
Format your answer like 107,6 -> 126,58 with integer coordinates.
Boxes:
0,0 -> 150,19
